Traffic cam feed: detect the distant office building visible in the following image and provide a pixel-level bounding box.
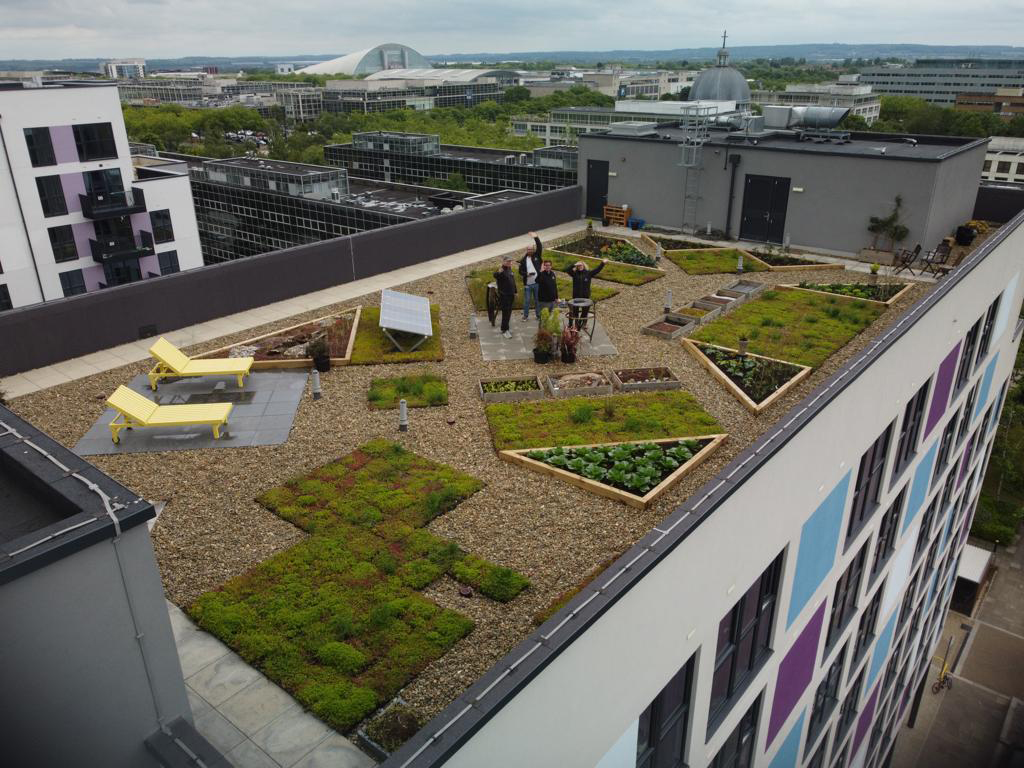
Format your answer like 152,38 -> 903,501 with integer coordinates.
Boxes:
325,131 -> 578,193
981,137 -> 1024,183
752,76 -> 881,124
103,58 -> 146,79
323,70 -> 512,113
117,78 -> 203,105
1,405 -> 222,768
617,70 -> 698,99
297,43 -> 431,76
511,99 -> 735,146
0,82 -> 203,311
956,88 -> 1024,120
178,154 -> 468,263
276,88 -> 323,122
860,59 -> 1024,106
275,63 -> 295,75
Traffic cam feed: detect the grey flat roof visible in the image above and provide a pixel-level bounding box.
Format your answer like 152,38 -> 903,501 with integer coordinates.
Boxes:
210,157 -> 339,175
583,125 -> 987,161
345,182 -> 441,219
0,407 -> 155,585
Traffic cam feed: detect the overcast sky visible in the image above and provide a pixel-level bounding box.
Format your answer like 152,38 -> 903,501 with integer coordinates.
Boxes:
1,0 -> 1020,59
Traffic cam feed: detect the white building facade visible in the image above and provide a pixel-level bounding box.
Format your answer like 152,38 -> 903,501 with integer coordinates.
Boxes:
0,83 -> 202,311
103,58 -> 146,79
751,79 -> 881,125
388,221 -> 1024,768
982,136 -> 1024,184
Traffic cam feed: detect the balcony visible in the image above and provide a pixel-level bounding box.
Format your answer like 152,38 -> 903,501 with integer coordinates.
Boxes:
79,187 -> 147,219
90,231 -> 154,264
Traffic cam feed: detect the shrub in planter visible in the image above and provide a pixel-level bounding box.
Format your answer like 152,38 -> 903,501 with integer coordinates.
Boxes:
560,326 -> 581,363
533,329 -> 554,364
306,339 -> 330,372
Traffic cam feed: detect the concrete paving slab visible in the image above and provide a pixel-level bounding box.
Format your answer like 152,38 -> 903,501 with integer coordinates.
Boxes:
227,740 -> 284,768
959,622 -> 1024,699
195,703 -> 248,755
292,734 -> 375,768
177,627 -> 231,679
188,652 -> 264,707
918,679 -> 1006,768
978,562 -> 1024,637
220,677 -> 300,737
252,707 -> 331,768
476,312 -> 617,362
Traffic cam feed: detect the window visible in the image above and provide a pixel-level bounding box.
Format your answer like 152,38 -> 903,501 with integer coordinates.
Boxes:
933,417 -> 958,481
854,585 -> 884,661
710,554 -> 782,722
150,209 -> 175,243
954,318 -> 981,393
871,489 -> 905,579
915,497 -> 939,560
837,669 -> 864,741
73,122 -> 117,161
976,295 -> 1002,362
83,168 -> 124,196
983,160 -> 992,172
0,284 -> 11,312
831,739 -> 850,768
808,644 -> 846,748
898,569 -> 921,628
940,462 -> 958,512
24,127 -> 56,167
957,383 -> 979,444
36,175 -> 67,217
893,382 -> 929,479
827,544 -> 868,649
158,250 -> 180,275
807,736 -> 829,768
710,695 -> 760,768
849,425 -> 893,542
48,225 -> 78,263
59,269 -> 86,297
997,160 -> 1012,173
636,656 -> 695,768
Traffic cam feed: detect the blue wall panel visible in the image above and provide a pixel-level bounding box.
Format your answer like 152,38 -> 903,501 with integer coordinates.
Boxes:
902,440 -> 938,534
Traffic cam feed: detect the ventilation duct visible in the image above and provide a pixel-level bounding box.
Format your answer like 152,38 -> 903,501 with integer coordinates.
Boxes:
761,105 -> 850,130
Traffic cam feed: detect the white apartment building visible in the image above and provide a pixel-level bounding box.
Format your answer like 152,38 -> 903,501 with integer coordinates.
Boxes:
102,58 -> 146,79
982,137 -> 1024,184
0,82 -> 202,311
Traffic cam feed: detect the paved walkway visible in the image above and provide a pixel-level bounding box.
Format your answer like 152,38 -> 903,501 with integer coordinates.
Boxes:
170,601 -> 374,768
477,312 -> 617,361
1,220 -> 585,399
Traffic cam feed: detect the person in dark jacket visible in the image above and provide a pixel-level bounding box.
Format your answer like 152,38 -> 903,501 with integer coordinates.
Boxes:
565,259 -> 606,329
493,256 -> 517,337
518,232 -> 543,321
535,260 -> 558,317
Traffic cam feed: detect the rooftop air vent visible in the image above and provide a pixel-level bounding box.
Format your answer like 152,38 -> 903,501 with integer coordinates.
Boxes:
607,121 -> 659,137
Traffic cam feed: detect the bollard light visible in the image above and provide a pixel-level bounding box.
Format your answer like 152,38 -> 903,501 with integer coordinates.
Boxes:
664,288 -> 673,314
706,222 -> 712,236
311,369 -> 322,400
655,243 -> 663,263
398,399 -> 409,432
737,252 -> 744,273
469,314 -> 478,339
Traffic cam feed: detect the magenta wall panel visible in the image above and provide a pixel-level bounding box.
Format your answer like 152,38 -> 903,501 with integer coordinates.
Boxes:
50,125 -> 78,164
851,683 -> 880,756
60,172 -> 85,213
924,342 -> 961,439
767,601 -> 826,746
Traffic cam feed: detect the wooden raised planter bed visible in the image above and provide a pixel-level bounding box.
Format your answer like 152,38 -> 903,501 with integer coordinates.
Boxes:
667,304 -> 722,325
776,282 -> 913,308
545,372 -> 613,398
197,307 -> 361,369
750,251 -> 845,272
479,375 -> 547,403
719,279 -> 767,304
683,339 -> 812,414
642,317 -> 693,340
610,367 -> 682,393
499,434 -> 728,509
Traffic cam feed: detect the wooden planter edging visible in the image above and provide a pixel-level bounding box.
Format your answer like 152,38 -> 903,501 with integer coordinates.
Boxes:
545,248 -> 667,276
609,367 -> 682,392
757,260 -> 845,273
478,376 -> 547,403
499,434 -> 728,509
197,306 -> 362,369
545,373 -> 614,398
683,338 -> 812,415
776,282 -> 913,308
642,318 -> 693,340
667,304 -> 722,326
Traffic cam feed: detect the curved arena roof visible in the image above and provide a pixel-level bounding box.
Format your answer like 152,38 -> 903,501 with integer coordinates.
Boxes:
297,44 -> 430,76
364,68 -> 519,83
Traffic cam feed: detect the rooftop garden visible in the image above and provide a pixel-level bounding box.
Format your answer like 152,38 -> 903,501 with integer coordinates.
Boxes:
189,441 -> 528,732
664,248 -> 768,275
368,373 -> 448,409
793,281 -> 910,304
465,267 -> 618,311
690,288 -> 884,368
543,249 -> 664,286
350,306 -> 444,365
553,234 -> 655,267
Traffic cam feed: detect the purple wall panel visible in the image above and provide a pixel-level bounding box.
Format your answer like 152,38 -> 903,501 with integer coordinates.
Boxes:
71,222 -> 94,264
851,683 -> 880,756
956,433 -> 976,489
130,211 -> 150,236
60,172 -> 85,213
138,254 -> 160,277
924,342 -> 961,439
82,265 -> 105,293
767,601 -> 826,746
50,125 -> 78,164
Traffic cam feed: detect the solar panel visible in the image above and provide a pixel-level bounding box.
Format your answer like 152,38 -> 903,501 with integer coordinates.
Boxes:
379,289 -> 433,338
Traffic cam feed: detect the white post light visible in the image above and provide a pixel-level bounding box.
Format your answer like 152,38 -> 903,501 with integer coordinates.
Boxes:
311,369 -> 322,400
664,288 -> 673,314
398,399 -> 409,432
469,314 -> 478,339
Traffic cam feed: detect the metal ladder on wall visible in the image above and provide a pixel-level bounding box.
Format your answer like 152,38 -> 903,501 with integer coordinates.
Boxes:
678,107 -> 710,234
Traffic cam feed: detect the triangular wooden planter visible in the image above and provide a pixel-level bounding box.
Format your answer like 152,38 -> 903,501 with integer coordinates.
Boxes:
776,282 -> 913,307
683,338 -> 812,415
499,434 -> 728,509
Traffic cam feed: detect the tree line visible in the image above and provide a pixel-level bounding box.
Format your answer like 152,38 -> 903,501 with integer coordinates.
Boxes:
842,95 -> 1024,138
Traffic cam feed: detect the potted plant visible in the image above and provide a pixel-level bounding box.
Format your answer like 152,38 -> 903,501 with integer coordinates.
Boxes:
533,329 -> 554,364
560,325 -> 580,364
955,223 -> 977,246
306,338 -> 330,372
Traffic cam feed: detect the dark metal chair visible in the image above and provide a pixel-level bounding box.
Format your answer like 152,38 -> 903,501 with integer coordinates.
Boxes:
892,244 -> 922,276
921,241 -> 952,277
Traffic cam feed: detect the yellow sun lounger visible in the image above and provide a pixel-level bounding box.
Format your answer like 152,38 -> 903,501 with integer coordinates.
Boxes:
106,386 -> 233,444
147,337 -> 254,390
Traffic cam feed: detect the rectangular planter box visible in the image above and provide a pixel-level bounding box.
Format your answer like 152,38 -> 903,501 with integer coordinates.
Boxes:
545,372 -> 613,398
610,367 -> 682,392
722,279 -> 766,300
642,317 -> 692,340
667,304 -> 722,326
478,376 -> 547,403
700,295 -> 734,307
776,282 -> 914,308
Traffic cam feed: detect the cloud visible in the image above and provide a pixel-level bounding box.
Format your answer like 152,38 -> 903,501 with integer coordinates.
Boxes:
0,0 -> 1020,58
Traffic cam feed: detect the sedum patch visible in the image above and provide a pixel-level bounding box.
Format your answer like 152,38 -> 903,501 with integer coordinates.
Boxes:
189,441 -> 528,732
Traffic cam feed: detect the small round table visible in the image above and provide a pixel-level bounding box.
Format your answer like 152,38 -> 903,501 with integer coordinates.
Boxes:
566,298 -> 596,341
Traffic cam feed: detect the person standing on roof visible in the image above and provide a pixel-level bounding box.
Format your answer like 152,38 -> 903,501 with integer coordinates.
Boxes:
565,258 -> 606,329
493,256 -> 517,338
518,232 -> 543,321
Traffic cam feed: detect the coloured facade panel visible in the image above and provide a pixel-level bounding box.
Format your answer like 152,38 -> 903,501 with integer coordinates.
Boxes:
924,342 -> 962,438
787,473 -> 850,627
851,684 -> 880,756
974,353 -> 1000,421
768,602 -> 825,745
902,441 -> 938,533
767,712 -> 806,768
992,272 -> 1019,340
866,612 -> 898,689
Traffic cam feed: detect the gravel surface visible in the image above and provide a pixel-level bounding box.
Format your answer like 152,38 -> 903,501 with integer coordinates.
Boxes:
7,234 -> 934,729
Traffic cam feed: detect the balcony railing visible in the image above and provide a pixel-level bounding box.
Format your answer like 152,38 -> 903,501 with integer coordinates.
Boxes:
89,230 -> 154,264
79,187 -> 147,219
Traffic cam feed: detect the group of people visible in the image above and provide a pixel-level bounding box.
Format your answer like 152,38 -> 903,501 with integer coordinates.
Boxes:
492,232 -> 607,338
